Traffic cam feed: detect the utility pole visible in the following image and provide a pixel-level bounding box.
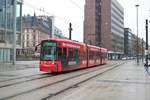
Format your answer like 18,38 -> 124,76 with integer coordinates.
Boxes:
142,38 -> 144,63
51,16 -> 54,38
5,0 -> 7,43
145,19 -> 149,67
12,0 -> 17,65
69,22 -> 72,40
135,4 -> 139,65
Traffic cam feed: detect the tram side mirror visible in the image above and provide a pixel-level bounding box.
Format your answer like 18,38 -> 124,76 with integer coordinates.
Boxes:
35,43 -> 41,52
35,46 -> 38,52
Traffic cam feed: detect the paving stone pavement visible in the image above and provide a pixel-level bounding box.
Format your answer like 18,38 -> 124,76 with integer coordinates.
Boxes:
0,61 -> 39,72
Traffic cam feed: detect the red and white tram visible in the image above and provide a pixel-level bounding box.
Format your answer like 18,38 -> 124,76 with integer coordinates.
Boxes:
36,38 -> 107,73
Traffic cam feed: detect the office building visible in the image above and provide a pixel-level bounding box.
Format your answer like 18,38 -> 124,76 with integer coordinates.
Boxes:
124,28 -> 136,57
84,0 -> 124,59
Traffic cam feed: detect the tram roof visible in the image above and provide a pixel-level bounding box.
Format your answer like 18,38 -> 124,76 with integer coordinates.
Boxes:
44,38 -> 107,51
46,38 -> 85,45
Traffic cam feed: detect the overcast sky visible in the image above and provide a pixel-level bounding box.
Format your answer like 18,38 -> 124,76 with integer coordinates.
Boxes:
23,0 -> 150,43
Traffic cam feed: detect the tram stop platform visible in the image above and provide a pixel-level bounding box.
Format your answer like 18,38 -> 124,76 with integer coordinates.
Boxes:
61,61 -> 150,100
0,61 -> 41,82
0,61 -> 39,72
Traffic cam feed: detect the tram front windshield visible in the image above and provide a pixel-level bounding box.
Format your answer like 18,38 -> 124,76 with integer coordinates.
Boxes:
41,41 -> 57,61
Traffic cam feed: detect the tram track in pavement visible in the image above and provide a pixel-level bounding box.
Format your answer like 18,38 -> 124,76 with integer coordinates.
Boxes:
0,73 -> 49,83
0,61 -> 126,100
0,61 -> 116,89
0,64 -> 109,89
0,73 -> 52,88
41,62 -> 126,100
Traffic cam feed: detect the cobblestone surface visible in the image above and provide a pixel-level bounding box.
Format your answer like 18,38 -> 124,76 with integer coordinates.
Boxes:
0,61 -> 39,72
49,61 -> 150,100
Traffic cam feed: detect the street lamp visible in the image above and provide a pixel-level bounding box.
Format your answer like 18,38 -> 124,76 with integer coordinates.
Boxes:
12,0 -> 17,65
135,4 -> 139,65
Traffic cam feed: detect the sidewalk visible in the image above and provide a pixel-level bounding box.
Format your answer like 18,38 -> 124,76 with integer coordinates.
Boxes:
60,61 -> 150,100
0,61 -> 39,72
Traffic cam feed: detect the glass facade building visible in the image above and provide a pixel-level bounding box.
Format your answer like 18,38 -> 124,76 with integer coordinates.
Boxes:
124,28 -> 140,58
110,0 -> 124,59
0,0 -> 22,62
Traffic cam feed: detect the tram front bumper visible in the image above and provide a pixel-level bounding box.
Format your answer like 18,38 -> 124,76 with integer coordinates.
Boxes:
40,64 -> 58,72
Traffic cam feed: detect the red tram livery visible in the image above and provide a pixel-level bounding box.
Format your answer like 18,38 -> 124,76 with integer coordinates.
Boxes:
37,38 -> 107,73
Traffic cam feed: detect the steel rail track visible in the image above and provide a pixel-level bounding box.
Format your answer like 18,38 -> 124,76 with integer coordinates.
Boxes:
0,61 -> 126,100
0,73 -> 52,88
0,73 -> 48,83
0,62 -> 116,88
41,62 -> 125,100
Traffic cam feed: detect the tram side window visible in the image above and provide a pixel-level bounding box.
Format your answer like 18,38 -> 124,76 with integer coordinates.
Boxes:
81,49 -> 85,60
68,48 -> 73,59
96,52 -> 99,59
92,51 -> 95,59
57,48 -> 62,59
89,51 -> 91,59
68,48 -> 79,61
94,52 -> 97,60
62,48 -> 67,59
74,48 -> 79,59
89,51 -> 93,59
99,52 -> 102,59
101,52 -> 103,58
102,52 -> 107,59
104,52 -> 107,59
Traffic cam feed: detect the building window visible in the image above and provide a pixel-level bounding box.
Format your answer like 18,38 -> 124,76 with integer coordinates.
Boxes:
27,41 -> 29,47
22,35 -> 25,41
30,29 -> 33,33
24,29 -> 27,33
22,42 -> 25,48
27,34 -> 29,40
33,42 -> 36,47
33,34 -> 36,40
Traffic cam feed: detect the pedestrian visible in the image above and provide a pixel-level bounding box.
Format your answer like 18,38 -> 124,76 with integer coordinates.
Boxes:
144,63 -> 150,75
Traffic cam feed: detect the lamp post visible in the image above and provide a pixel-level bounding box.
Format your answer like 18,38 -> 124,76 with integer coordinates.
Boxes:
135,4 -> 139,65
69,22 -> 73,40
5,0 -> 7,43
145,19 -> 149,72
12,0 -> 17,65
142,38 -> 144,63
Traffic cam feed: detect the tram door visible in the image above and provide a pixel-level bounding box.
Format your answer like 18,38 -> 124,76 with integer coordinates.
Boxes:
57,47 -> 68,68
57,47 -> 80,69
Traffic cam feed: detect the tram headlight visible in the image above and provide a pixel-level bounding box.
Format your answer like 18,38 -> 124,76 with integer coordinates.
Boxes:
52,61 -> 54,64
